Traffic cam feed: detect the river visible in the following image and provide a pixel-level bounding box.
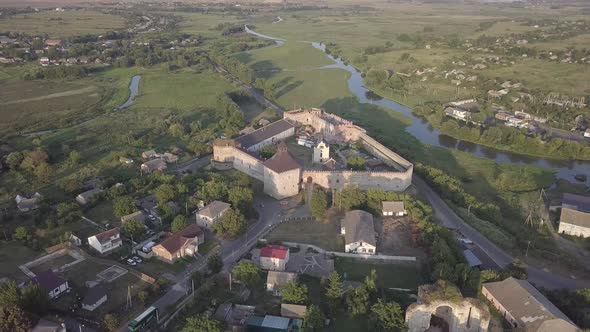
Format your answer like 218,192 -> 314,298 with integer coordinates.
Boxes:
117,75 -> 141,110
244,26 -> 590,184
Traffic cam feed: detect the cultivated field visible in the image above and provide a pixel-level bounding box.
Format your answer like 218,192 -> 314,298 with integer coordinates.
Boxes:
0,10 -> 126,37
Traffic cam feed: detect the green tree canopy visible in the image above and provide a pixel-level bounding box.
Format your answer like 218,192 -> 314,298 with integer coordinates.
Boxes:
103,313 -> 119,332
181,315 -> 221,332
122,219 -> 145,240
310,187 -> 327,220
325,271 -> 344,312
232,262 -> 260,288
56,202 -> 82,225
281,281 -> 308,305
346,285 -> 369,316
171,215 -> 188,232
347,156 -> 366,171
113,196 -> 137,218
213,208 -> 247,238
369,299 -> 407,332
207,254 -> 223,274
154,183 -> 177,205
302,304 -> 325,332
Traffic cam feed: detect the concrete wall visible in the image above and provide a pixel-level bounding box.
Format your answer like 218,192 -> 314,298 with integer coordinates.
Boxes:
213,145 -> 265,181
406,299 -> 490,332
302,170 -> 411,192
558,222 -> 590,238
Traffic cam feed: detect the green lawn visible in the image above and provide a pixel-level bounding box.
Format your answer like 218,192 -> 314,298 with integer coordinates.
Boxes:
177,12 -> 244,37
0,10 -> 126,37
0,241 -> 38,280
335,257 -> 424,290
85,200 -> 118,225
266,219 -> 344,252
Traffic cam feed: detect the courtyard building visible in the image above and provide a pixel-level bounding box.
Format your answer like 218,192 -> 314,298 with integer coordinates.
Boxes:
341,210 -> 377,255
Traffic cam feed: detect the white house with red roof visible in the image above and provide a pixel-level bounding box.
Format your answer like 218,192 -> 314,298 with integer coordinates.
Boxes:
88,228 -> 123,254
259,245 -> 289,271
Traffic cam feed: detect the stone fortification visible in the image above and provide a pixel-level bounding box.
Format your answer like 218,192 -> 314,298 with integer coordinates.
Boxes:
302,170 -> 410,192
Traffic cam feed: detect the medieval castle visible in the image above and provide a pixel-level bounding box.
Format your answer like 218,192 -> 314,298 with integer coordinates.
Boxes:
212,108 -> 413,199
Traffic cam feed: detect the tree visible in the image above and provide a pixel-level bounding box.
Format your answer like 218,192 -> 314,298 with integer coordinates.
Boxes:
213,208 -> 247,238
259,145 -> 276,159
310,187 -> 327,220
56,202 -> 82,225
113,196 -> 137,218
303,304 -> 325,332
364,269 -> 378,294
5,152 -> 24,170
13,227 -> 30,242
228,186 -> 254,214
0,306 -> 32,332
347,156 -> 366,171
207,254 -> 223,274
281,281 -> 308,304
68,150 -> 81,166
346,285 -> 369,316
33,162 -> 54,185
20,150 -> 48,171
122,219 -> 145,240
0,281 -> 21,307
232,262 -> 260,288
154,183 -> 177,205
325,271 -> 344,312
20,284 -> 49,316
103,313 -> 119,332
181,315 -> 221,332
369,299 -> 407,332
137,291 -> 148,304
171,215 -> 188,232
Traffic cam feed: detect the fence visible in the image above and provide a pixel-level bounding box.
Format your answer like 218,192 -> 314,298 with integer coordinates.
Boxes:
278,241 -> 416,262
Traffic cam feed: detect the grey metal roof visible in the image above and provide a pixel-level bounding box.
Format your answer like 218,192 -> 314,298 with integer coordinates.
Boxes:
236,119 -> 294,149
483,277 -> 577,331
341,210 -> 376,246
262,315 -> 290,329
562,193 -> 590,213
463,249 -> 482,267
382,201 -> 405,213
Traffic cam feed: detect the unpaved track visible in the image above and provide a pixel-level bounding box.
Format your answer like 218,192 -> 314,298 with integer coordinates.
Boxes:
1,86 -> 97,105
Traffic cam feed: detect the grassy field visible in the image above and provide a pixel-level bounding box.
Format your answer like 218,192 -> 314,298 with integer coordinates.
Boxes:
266,219 -> 344,252
177,12 -> 244,37
335,257 -> 424,290
0,10 -> 126,37
0,79 -> 106,137
0,241 -> 38,280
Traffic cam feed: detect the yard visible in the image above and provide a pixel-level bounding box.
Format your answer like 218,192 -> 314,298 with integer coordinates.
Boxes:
84,201 -> 118,226
266,217 -> 344,252
335,257 -> 424,290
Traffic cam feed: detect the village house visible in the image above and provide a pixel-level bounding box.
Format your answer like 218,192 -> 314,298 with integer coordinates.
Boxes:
32,270 -> 69,300
341,210 -> 377,255
195,201 -> 231,229
76,188 -> 103,205
162,152 -> 178,163
266,271 -> 297,295
142,150 -> 159,159
121,211 -> 146,224
281,304 -> 307,320
260,245 -> 290,271
444,107 -> 471,121
88,228 -> 123,254
152,224 -> 204,263
245,315 -> 302,332
382,201 -> 407,217
558,193 -> 590,238
15,192 -> 42,212
214,304 -> 256,330
482,277 -> 579,331
141,158 -> 167,173
81,286 -> 107,311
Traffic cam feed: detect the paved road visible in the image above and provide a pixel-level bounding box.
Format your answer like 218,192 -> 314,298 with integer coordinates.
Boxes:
414,175 -> 590,290
149,195 -> 292,314
171,155 -> 211,174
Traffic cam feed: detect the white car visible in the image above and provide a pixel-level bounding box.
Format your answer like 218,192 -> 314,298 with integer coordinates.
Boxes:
132,256 -> 143,264
459,238 -> 473,245
126,258 -> 137,266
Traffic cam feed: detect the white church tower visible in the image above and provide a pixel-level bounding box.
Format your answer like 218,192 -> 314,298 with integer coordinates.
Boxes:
313,139 -> 330,163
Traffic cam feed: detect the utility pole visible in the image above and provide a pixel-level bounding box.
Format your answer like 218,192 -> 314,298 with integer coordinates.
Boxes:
126,285 -> 132,309
229,273 -> 232,291
467,205 -> 472,217
525,240 -> 531,257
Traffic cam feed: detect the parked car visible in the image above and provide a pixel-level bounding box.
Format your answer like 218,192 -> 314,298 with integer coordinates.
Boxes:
126,258 -> 137,266
459,238 -> 473,245
132,256 -> 143,264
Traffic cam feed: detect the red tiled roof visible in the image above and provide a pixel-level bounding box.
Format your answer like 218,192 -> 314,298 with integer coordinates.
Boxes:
260,245 -> 288,259
262,142 -> 301,173
93,228 -> 120,245
156,224 -> 203,255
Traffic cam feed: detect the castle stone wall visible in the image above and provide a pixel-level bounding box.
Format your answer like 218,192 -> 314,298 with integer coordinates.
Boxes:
247,127 -> 295,152
213,144 -> 264,181
302,170 -> 411,192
